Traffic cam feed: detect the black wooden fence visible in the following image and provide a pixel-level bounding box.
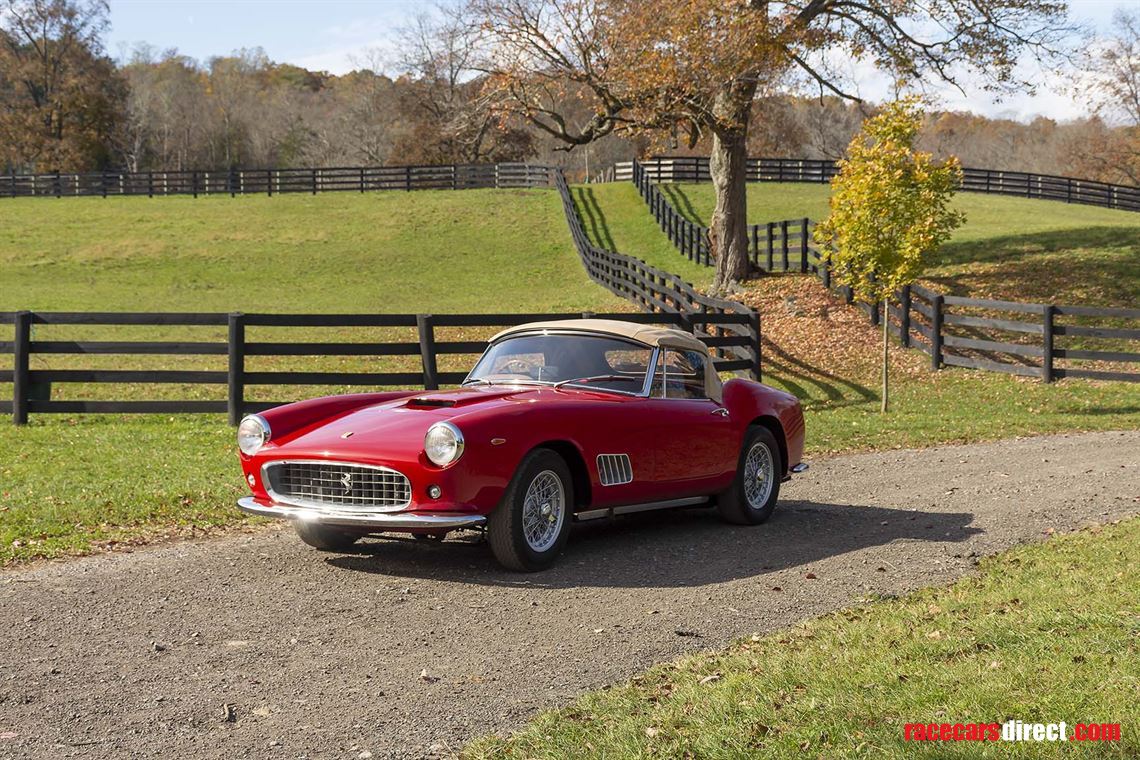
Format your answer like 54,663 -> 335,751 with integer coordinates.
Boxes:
617,156 -> 1140,213
633,161 -> 811,270
0,310 -> 760,425
629,164 -> 1140,383
0,163 -> 555,198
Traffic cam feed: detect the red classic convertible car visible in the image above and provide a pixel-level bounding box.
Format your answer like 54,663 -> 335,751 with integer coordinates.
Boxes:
236,319 -> 806,571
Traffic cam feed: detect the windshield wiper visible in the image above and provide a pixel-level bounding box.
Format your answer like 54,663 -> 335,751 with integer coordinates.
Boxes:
460,378 -> 493,387
553,374 -> 643,391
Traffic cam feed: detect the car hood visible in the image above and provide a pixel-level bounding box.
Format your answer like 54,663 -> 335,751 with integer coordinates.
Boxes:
264,385 -> 557,460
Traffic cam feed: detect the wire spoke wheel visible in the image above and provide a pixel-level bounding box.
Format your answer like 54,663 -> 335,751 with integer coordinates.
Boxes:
743,441 -> 774,510
521,470 -> 565,553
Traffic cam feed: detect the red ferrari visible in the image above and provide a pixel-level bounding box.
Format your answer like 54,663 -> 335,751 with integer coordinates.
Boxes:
237,319 -> 807,571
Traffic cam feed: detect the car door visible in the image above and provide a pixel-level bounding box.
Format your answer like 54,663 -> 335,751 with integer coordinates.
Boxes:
643,348 -> 737,496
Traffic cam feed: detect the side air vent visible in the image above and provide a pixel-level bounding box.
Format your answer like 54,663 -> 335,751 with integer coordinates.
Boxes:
596,454 -> 633,486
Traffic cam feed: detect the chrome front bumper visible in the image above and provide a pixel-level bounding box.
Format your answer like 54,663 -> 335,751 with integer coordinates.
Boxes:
237,497 -> 487,531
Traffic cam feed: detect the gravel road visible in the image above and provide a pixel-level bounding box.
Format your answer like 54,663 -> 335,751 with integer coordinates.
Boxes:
2,430 -> 1138,759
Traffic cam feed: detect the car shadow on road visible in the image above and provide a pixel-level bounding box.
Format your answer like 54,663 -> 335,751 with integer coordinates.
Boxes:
324,501 -> 980,588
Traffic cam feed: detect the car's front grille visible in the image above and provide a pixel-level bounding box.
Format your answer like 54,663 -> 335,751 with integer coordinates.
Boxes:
264,461 -> 411,512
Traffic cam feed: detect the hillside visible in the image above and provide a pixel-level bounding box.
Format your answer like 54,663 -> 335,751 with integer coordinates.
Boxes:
0,189 -> 627,314
580,181 -> 1140,306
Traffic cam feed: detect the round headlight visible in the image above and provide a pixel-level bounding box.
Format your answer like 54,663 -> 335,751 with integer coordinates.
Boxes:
237,414 -> 271,456
424,421 -> 464,467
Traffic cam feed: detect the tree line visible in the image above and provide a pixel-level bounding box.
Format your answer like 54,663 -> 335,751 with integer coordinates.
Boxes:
2,0 -> 1137,190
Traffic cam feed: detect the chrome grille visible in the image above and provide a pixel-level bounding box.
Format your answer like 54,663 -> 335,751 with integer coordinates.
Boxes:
597,454 -> 633,486
264,461 -> 411,512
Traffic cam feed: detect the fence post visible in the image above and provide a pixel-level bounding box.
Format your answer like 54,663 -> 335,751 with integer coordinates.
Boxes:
417,314 -> 439,390
101,171 -> 108,198
192,170 -> 198,199
311,168 -> 318,195
766,222 -> 774,270
899,285 -> 911,348
799,217 -> 809,272
405,165 -> 412,191
227,312 -> 245,425
148,171 -> 154,198
54,170 -> 61,198
750,310 -> 762,382
360,167 -> 366,193
267,169 -> 273,197
780,220 -> 789,270
1042,304 -> 1055,383
931,295 -> 944,371
12,311 -> 31,425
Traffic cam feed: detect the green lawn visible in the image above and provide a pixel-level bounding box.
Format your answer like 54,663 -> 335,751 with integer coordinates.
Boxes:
636,182 -> 1140,305
0,189 -> 625,313
466,517 -> 1140,758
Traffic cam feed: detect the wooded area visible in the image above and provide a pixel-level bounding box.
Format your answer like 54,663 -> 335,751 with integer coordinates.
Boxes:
2,0 -> 1139,187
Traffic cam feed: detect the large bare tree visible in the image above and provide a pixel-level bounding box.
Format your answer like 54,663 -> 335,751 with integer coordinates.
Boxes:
472,0 -> 1077,292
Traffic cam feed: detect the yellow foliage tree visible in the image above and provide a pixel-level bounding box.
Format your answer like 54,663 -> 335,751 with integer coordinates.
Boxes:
814,99 -> 964,413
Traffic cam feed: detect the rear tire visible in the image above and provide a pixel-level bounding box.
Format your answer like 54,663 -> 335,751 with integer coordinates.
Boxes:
718,426 -> 783,525
294,522 -> 361,551
488,449 -> 573,572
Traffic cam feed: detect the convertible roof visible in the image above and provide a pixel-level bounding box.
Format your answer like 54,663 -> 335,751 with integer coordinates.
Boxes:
491,319 -> 709,353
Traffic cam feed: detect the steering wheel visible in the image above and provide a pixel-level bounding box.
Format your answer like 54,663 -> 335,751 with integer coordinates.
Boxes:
498,359 -> 538,378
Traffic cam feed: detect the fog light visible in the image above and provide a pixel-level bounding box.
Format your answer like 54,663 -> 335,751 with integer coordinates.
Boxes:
247,473 -> 256,487
428,485 -> 442,499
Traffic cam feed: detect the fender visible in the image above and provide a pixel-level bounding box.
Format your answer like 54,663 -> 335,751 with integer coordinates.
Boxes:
722,379 -> 806,475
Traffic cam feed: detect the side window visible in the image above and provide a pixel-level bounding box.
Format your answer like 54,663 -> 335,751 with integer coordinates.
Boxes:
652,349 -> 706,399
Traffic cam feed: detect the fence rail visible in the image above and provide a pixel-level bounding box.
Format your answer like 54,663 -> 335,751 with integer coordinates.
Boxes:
616,157 -> 1140,213
0,163 -> 555,198
628,164 -> 1140,383
0,310 -> 760,425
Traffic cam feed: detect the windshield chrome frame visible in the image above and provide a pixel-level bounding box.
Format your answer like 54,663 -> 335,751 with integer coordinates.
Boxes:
463,331 -> 659,398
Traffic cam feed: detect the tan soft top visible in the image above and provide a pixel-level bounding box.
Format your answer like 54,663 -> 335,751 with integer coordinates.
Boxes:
492,319 -> 707,352
490,319 -> 722,402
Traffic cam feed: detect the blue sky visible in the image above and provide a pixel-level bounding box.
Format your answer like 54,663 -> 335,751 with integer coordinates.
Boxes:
105,1 -> 1127,123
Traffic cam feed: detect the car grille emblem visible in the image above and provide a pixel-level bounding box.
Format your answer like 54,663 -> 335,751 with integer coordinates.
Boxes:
340,471 -> 353,494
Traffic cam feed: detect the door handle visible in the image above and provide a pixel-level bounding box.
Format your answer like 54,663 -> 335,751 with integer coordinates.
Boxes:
711,407 -> 729,417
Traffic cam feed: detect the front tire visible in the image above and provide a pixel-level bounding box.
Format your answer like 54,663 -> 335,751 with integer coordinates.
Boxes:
488,449 -> 573,571
718,426 -> 783,525
294,522 -> 361,552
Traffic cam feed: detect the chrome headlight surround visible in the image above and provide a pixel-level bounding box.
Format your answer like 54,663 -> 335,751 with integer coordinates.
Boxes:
237,414 -> 271,456
424,421 -> 465,467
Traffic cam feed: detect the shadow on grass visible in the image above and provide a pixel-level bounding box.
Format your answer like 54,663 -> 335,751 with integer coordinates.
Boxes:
325,501 -> 979,589
930,226 -> 1140,305
659,184 -> 705,225
760,337 -> 877,409
572,186 -> 616,251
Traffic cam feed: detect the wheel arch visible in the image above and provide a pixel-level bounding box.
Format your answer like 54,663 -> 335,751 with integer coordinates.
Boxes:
530,440 -> 592,508
748,415 -> 788,476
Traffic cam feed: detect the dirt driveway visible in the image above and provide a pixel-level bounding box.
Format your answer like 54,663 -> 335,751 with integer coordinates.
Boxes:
2,430 -> 1138,759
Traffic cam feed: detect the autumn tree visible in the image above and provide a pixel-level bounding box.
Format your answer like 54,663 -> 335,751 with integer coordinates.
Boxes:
0,0 -> 124,171
813,99 -> 964,413
1075,9 -> 1140,185
472,0 -> 1076,293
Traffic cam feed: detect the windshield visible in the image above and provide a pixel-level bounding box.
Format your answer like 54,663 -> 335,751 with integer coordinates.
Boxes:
465,333 -> 654,394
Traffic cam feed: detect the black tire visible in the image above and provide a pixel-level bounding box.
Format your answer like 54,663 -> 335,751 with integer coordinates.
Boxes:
488,448 -> 573,572
293,522 -> 361,552
717,426 -> 783,525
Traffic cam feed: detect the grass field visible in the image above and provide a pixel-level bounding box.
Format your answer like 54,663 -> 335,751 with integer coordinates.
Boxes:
0,185 -> 1138,564
622,182 -> 1140,306
466,517 -> 1140,758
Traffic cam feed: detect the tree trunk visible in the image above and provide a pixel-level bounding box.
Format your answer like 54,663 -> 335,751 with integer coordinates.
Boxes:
881,299 -> 889,414
708,84 -> 756,293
